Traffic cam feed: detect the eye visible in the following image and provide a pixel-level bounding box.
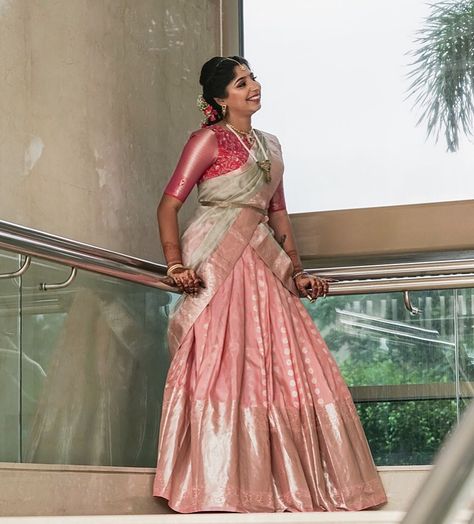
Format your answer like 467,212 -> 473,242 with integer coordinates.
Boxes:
237,74 -> 258,88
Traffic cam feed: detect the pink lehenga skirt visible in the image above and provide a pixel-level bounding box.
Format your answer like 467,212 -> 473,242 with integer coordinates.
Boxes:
153,244 -> 387,512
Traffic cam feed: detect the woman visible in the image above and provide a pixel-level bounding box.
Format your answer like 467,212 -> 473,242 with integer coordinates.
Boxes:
153,56 -> 387,513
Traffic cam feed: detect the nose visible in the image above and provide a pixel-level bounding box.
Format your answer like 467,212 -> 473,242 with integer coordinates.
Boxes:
249,75 -> 260,87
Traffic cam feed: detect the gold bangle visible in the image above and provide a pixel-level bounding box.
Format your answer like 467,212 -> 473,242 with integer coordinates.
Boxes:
292,270 -> 309,280
167,263 -> 184,277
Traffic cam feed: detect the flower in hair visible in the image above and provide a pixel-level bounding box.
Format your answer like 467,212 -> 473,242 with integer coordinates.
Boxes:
197,94 -> 219,127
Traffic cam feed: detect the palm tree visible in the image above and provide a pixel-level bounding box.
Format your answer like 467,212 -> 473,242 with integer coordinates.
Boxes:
407,0 -> 474,152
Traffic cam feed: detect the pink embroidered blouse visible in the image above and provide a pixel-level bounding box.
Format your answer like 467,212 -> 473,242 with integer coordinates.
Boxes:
163,124 -> 286,212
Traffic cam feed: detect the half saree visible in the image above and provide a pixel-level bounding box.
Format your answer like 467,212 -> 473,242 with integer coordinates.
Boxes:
153,125 -> 387,513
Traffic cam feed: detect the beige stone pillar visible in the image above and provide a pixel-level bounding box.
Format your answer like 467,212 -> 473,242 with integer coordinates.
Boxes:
0,0 -> 242,263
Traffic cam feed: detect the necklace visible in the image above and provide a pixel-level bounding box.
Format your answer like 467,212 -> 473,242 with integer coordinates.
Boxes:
226,122 -> 254,141
225,124 -> 272,182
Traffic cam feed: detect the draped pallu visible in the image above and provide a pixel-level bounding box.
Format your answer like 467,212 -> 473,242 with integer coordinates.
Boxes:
168,131 -> 296,357
154,130 -> 387,513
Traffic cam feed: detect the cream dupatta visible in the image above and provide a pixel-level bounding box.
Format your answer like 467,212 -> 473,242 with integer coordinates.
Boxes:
167,130 -> 298,357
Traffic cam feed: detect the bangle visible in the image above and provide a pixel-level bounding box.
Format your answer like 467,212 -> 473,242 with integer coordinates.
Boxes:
292,270 -> 309,280
167,263 -> 184,277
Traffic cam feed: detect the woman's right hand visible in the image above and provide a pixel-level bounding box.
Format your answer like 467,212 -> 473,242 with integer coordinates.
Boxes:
169,267 -> 205,296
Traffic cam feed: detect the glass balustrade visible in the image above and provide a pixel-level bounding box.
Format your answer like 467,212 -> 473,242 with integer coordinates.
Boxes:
0,249 -> 174,467
0,247 -> 473,468
0,250 -> 22,462
305,289 -> 474,465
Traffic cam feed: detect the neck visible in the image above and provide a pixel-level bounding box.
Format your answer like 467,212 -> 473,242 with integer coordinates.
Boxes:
224,115 -> 252,132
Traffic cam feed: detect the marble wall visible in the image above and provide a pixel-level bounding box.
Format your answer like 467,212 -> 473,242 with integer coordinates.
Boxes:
0,0 -> 228,262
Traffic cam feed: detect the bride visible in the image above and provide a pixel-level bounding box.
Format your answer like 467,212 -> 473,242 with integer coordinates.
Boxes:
153,55 -> 387,513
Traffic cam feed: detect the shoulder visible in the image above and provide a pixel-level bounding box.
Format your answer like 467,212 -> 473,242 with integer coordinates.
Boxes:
186,126 -> 219,152
257,129 -> 282,151
258,129 -> 280,145
192,123 -> 229,140
189,126 -> 218,141
190,124 -> 232,148
177,126 -> 218,165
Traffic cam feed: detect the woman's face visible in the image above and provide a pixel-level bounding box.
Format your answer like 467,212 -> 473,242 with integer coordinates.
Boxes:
217,65 -> 261,118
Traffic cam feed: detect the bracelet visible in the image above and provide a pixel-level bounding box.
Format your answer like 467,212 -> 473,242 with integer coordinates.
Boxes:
292,270 -> 309,280
167,263 -> 185,277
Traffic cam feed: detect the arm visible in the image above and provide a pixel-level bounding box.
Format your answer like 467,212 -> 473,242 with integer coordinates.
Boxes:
268,208 -> 304,275
269,208 -> 330,300
157,195 -> 184,266
268,137 -> 330,300
268,178 -> 303,274
157,128 -> 217,293
268,176 -> 331,300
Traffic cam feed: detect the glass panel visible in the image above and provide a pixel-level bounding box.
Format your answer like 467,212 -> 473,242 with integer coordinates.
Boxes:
0,250 -> 21,462
454,289 -> 474,417
21,258 -> 173,467
305,289 -> 460,465
2,250 -> 469,467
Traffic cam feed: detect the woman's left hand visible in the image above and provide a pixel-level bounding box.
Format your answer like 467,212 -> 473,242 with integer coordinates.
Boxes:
294,273 -> 334,302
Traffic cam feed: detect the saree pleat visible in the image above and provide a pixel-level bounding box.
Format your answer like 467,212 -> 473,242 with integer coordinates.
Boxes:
154,130 -> 387,512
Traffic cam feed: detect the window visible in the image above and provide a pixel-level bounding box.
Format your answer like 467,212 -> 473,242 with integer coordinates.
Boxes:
244,0 -> 473,213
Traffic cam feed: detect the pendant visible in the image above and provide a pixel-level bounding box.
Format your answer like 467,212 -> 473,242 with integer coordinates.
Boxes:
257,160 -> 272,182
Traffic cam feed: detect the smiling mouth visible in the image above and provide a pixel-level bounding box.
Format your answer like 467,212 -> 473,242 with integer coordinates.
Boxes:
247,95 -> 261,102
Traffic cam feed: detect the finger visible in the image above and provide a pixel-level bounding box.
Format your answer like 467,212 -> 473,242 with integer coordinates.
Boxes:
182,277 -> 193,288
317,279 -> 327,292
187,277 -> 199,293
309,279 -> 320,297
313,283 -> 324,299
307,282 -> 315,298
172,275 -> 183,285
321,281 -> 328,295
176,279 -> 187,292
193,273 -> 205,286
183,280 -> 194,293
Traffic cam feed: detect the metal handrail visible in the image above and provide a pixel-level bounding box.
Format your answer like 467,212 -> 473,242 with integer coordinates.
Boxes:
0,255 -> 31,279
0,219 -> 174,293
1,219 -> 474,295
309,257 -> 474,279
324,273 -> 474,295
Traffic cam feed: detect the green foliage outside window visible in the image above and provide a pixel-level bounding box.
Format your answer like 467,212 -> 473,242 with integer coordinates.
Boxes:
305,288 -> 473,465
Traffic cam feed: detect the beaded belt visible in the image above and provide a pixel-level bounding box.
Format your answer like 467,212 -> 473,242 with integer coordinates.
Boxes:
199,200 -> 268,216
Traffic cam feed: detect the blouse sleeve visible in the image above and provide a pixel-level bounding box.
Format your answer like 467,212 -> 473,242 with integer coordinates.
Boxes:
268,180 -> 287,212
268,135 -> 287,213
163,127 -> 218,202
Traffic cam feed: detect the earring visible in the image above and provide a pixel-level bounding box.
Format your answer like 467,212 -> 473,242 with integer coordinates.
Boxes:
221,104 -> 227,118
